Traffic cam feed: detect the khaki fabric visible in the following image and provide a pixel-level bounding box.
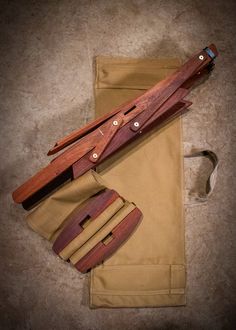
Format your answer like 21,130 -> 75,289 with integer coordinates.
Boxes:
90,57 -> 186,307
27,170 -> 106,241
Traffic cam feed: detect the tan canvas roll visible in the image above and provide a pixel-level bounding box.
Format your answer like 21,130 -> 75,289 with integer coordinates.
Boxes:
90,56 -> 185,307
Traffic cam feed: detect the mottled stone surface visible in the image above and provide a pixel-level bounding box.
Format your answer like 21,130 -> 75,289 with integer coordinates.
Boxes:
0,0 -> 235,329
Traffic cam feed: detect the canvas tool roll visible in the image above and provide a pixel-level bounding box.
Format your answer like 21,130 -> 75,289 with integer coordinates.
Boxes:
24,56 -> 218,307
90,56 -> 185,308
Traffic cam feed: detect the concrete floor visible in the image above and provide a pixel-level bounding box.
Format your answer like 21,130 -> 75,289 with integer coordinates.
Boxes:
0,0 -> 236,329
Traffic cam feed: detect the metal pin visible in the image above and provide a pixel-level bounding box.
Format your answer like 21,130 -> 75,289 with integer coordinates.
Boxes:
113,120 -> 118,126
199,55 -> 204,60
98,128 -> 104,136
92,153 -> 98,159
134,122 -> 140,127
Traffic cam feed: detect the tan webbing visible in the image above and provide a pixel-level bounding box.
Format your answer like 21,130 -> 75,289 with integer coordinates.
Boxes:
90,56 -> 186,308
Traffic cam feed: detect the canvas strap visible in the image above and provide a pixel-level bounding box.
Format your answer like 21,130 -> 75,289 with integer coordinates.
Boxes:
184,142 -> 219,205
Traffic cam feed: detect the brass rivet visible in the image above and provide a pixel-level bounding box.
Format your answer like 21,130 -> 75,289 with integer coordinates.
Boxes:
134,122 -> 140,127
199,55 -> 204,60
92,153 -> 98,159
113,120 -> 118,126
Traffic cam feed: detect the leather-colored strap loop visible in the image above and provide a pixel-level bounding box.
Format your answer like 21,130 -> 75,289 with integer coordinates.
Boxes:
184,142 -> 219,206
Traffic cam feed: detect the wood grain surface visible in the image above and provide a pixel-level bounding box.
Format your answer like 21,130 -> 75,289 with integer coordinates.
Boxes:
12,44 -> 218,207
75,207 -> 142,273
52,189 -> 121,255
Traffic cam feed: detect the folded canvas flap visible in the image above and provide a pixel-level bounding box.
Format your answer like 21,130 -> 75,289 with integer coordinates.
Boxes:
91,264 -> 185,295
90,56 -> 185,308
27,170 -> 106,241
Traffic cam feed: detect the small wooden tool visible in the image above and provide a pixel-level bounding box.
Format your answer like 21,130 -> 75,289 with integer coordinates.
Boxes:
52,189 -> 142,273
